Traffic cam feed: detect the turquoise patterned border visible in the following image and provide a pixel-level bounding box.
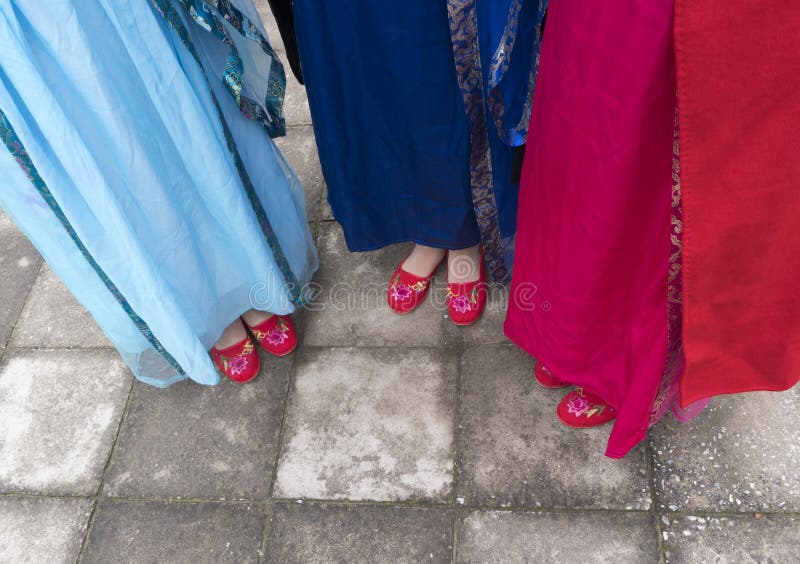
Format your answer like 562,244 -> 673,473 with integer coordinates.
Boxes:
152,0 -> 303,305
182,0 -> 287,138
0,110 -> 187,377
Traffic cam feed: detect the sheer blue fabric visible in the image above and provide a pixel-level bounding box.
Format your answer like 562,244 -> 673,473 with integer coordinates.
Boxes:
0,0 -> 317,387
293,0 -> 545,281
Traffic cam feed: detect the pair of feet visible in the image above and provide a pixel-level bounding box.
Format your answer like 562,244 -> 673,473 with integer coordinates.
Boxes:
534,363 -> 617,428
388,243 -> 487,325
211,311 -> 297,384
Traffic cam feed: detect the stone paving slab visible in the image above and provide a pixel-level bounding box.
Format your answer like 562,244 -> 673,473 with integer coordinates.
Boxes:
11,265 -> 110,349
104,352 -> 290,500
456,510 -> 659,564
275,347 -> 456,502
321,194 -> 334,221
458,345 -> 651,510
274,126 -> 324,223
0,349 -> 131,496
662,514 -> 800,563
652,386 -> 800,513
82,500 -> 263,563
257,1 -> 279,49
284,71 -> 311,127
302,223 -> 444,348
266,502 -> 453,564
0,228 -> 42,347
0,496 -> 92,563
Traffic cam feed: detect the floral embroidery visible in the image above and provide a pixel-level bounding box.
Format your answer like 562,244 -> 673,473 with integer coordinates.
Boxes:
391,284 -> 413,302
267,330 -> 288,346
390,274 -> 428,302
217,339 -> 254,374
566,395 -> 590,416
252,317 -> 291,345
228,355 -> 249,375
447,285 -> 480,312
450,295 -> 473,314
568,389 -> 608,419
267,317 -> 290,345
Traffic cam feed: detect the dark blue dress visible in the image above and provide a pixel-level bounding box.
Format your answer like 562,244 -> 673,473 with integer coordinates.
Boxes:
294,0 -> 546,283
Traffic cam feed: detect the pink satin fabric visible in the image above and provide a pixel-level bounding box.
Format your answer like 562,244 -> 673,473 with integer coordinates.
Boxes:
504,0 -> 689,457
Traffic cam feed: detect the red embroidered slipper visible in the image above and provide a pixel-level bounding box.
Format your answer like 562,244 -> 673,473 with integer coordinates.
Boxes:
534,363 -> 570,389
446,254 -> 487,326
387,250 -> 444,315
211,336 -> 260,384
556,388 -> 617,428
246,314 -> 297,356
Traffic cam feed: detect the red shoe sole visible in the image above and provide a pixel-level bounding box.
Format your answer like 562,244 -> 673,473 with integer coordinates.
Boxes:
449,311 -> 484,326
388,288 -> 431,315
556,413 -> 616,428
267,342 -> 298,357
228,371 -> 260,385
389,306 -> 417,316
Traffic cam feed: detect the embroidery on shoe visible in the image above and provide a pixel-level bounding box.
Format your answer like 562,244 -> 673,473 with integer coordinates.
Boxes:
266,318 -> 290,345
390,274 -> 428,302
450,294 -> 473,314
447,285 -> 480,313
565,394 -> 590,416
568,389 -> 609,419
218,340 -> 254,375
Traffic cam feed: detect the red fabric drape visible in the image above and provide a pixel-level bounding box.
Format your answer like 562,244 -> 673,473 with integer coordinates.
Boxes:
676,1 -> 800,405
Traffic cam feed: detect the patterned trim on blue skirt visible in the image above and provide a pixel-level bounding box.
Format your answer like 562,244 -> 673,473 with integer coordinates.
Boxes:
447,0 -> 509,284
181,0 -> 287,138
152,0 -> 303,305
0,109 -> 187,377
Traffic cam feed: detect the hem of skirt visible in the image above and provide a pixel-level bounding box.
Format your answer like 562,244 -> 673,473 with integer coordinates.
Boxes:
328,209 -> 482,254
679,379 -> 799,409
506,313 -> 648,459
603,428 -> 647,459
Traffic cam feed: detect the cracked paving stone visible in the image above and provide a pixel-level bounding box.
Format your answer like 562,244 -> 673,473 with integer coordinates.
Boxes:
0,496 -> 92,563
275,347 -> 456,502
457,510 -> 658,564
320,187 -> 333,221
274,126 -> 324,223
302,223 -> 443,347
103,351 -> 290,500
266,502 -> 452,564
82,500 -> 263,564
662,514 -> 800,563
457,345 -> 652,510
11,265 -> 110,348
652,386 -> 800,512
0,227 -> 42,347
0,349 -> 131,495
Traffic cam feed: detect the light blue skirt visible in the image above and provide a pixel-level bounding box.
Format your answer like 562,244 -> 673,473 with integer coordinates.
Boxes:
0,0 -> 318,387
